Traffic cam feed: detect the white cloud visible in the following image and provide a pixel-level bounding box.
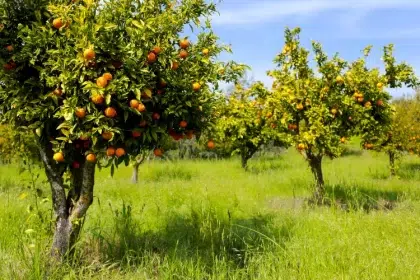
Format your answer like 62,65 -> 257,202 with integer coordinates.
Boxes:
213,0 -> 420,25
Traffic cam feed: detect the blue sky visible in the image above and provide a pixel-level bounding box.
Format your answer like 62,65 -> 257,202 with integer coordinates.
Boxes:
208,0 -> 420,97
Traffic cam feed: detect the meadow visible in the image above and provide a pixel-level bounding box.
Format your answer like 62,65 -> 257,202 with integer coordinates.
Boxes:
0,142 -> 420,279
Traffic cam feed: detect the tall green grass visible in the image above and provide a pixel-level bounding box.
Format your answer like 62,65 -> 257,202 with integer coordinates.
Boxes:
0,147 -> 419,279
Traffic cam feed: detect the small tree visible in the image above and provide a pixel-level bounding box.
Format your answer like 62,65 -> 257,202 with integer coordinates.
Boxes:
0,0 -> 244,259
216,82 -> 289,169
268,28 -> 416,202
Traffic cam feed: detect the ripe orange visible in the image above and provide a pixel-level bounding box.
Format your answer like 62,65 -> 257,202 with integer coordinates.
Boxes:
207,140 -> 215,149
53,88 -> 63,97
179,50 -> 188,59
130,99 -> 139,109
75,107 -> 86,119
96,76 -> 108,88
83,49 -> 95,60
340,137 -> 346,143
296,103 -> 304,110
147,52 -> 157,63
104,107 -> 117,118
179,39 -> 190,49
179,120 -> 188,128
53,152 -> 64,162
152,112 -> 160,120
376,100 -> 384,107
152,46 -> 161,54
115,148 -> 126,157
137,103 -> 146,112
132,131 -> 142,138
91,94 -> 104,105
357,97 -> 364,103
297,143 -> 305,151
202,48 -> 209,55
193,82 -> 201,92
377,82 -> 384,89
266,112 -> 273,119
335,76 -> 344,84
102,131 -> 113,141
171,61 -> 179,70
153,148 -> 163,157
106,147 -> 116,157
103,73 -> 113,81
364,101 -> 372,108
5,45 -> 13,52
52,18 -> 63,29
331,108 -> 337,115
86,153 -> 97,163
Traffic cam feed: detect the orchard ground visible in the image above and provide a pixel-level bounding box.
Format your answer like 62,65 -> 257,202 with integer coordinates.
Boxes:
1,140 -> 420,279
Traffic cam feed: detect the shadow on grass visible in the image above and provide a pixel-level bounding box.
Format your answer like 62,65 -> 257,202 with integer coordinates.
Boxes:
247,157 -> 292,174
83,202 -> 294,273
340,147 -> 364,158
324,184 -> 404,212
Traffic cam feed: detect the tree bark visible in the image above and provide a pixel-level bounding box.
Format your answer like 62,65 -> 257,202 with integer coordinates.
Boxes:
131,154 -> 145,184
240,146 -> 257,170
38,144 -> 96,261
389,151 -> 396,177
307,153 -> 325,203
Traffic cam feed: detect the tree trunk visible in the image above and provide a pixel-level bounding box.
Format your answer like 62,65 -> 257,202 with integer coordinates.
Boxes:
389,151 -> 396,177
131,155 -> 145,184
240,147 -> 257,170
307,153 -> 325,203
241,153 -> 249,170
38,144 -> 96,261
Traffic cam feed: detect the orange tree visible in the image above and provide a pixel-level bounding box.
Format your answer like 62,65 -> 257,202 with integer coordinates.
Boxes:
0,0 -> 244,259
406,92 -> 420,156
268,28 -> 417,202
215,82 -> 289,169
0,124 -> 39,164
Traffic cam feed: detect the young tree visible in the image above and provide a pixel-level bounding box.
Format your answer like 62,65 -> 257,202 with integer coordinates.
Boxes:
268,28 -> 416,202
0,0 -> 244,259
216,82 -> 289,169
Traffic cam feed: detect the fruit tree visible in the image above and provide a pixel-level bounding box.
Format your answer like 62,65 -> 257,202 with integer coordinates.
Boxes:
268,28 -> 417,202
215,82 -> 289,169
0,0 -> 245,259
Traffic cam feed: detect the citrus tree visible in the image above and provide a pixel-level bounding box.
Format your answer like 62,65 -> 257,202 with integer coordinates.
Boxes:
0,0 -> 245,259
268,28 -> 417,202
0,124 -> 39,164
215,82 -> 289,169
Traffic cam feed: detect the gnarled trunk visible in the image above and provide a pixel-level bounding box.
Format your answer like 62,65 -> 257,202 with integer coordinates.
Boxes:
240,146 -> 258,170
131,154 -> 145,184
306,153 -> 325,203
38,145 -> 95,261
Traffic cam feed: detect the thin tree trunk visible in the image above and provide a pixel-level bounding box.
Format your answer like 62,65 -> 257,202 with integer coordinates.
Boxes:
389,151 -> 396,177
307,153 -> 325,203
241,153 -> 249,170
38,144 -> 96,261
131,154 -> 145,184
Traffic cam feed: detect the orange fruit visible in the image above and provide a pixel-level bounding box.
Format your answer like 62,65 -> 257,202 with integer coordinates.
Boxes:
186,130 -> 194,139
137,103 -> 146,112
132,131 -> 142,138
154,148 -> 163,157
91,94 -> 104,105
266,112 -> 273,119
96,76 -> 108,88
5,45 -> 13,52
331,108 -> 337,115
179,50 -> 188,59
179,39 -> 190,49
86,153 -> 97,163
340,137 -> 346,143
103,73 -> 113,81
104,107 -> 117,118
116,148 -> 126,158
179,120 -> 188,128
147,52 -> 157,63
52,18 -> 63,29
207,140 -> 215,149
102,131 -> 113,141
53,88 -> 63,96
296,103 -> 304,110
364,101 -> 372,108
152,46 -> 161,54
53,152 -> 64,162
130,99 -> 139,109
335,76 -> 344,84
357,97 -> 364,103
376,100 -> 384,107
171,61 -> 179,70
83,49 -> 95,60
202,48 -> 209,55
75,107 -> 86,119
193,82 -> 201,92
152,112 -> 160,120
106,147 -> 116,157
297,143 -> 305,151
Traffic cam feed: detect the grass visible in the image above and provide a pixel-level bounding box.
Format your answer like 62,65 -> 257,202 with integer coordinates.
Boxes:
0,145 -> 420,279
